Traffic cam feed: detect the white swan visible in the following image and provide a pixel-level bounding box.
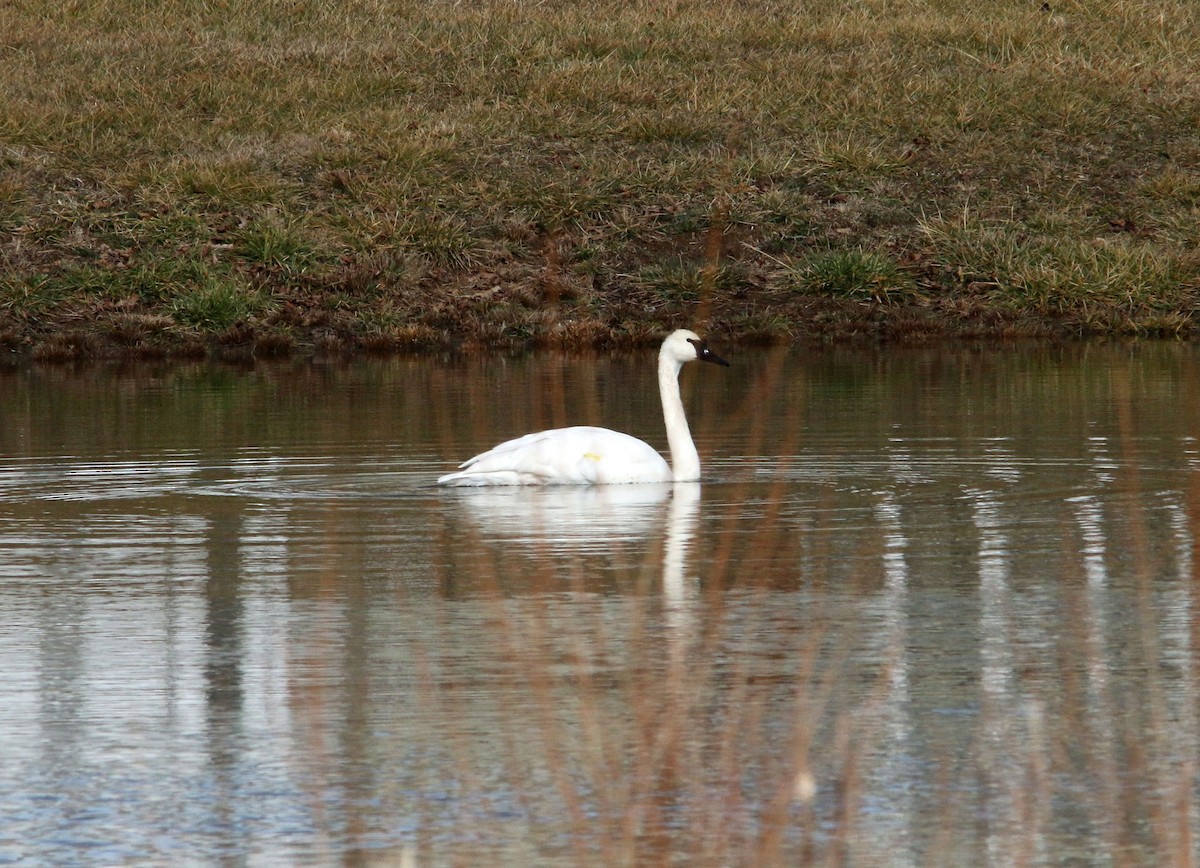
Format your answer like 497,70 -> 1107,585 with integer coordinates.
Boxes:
437,329 -> 729,486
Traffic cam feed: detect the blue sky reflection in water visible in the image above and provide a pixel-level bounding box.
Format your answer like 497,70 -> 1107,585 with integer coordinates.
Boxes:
0,343 -> 1197,864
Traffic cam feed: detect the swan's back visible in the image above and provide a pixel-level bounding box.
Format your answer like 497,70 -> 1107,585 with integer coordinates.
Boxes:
437,425 -> 671,486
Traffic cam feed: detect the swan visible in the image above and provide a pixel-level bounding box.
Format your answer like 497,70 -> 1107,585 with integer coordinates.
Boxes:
437,329 -> 729,485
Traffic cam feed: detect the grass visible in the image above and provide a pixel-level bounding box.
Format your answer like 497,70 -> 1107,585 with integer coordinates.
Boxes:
629,257 -> 747,302
169,278 -> 270,331
772,249 -> 919,304
2,0 -> 1200,357
924,215 -> 1200,333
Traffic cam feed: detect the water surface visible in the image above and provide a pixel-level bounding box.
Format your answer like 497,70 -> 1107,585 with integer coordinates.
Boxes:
1,343 -> 1198,865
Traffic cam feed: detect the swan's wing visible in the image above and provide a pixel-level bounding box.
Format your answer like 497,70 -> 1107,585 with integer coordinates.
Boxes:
438,426 -> 670,485
454,429 -> 559,469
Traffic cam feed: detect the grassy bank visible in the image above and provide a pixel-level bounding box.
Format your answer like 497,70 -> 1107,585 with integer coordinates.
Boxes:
2,0 -> 1199,360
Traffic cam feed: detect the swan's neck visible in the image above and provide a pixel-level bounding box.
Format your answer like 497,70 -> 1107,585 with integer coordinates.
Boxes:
659,352 -> 700,481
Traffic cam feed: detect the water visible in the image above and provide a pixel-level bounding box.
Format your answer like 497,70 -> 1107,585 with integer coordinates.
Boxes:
0,343 -> 1197,865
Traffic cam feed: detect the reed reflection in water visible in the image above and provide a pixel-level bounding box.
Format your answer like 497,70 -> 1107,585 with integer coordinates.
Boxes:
0,343 -> 1197,864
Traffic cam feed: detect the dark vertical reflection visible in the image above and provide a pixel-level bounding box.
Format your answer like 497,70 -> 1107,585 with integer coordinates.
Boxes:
201,483 -> 247,845
331,506 -> 374,868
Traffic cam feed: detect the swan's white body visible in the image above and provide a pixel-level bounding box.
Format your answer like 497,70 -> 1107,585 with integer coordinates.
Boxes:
438,329 -> 728,486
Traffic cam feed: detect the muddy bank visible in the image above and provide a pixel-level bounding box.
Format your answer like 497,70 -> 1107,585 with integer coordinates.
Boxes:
0,259 -> 1165,366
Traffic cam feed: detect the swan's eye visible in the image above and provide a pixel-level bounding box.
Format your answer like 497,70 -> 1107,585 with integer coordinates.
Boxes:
687,337 -> 730,367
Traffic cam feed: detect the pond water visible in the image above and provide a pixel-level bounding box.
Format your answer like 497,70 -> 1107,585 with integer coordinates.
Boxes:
0,342 -> 1197,865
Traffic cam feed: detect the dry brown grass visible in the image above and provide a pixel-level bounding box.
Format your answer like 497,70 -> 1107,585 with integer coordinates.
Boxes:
3,0 -> 1200,356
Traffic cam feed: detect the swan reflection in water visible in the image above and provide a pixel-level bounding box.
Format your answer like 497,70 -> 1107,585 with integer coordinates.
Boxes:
662,482 -> 700,608
446,483 -> 674,549
445,481 -> 703,605
444,481 -> 705,689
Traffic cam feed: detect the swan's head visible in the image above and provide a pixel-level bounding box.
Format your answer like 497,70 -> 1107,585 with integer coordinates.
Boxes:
661,329 -> 730,367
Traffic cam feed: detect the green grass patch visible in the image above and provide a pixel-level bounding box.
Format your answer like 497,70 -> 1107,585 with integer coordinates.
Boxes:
630,257 -> 747,301
773,250 -> 918,303
170,279 -> 270,331
923,218 -> 1200,322
0,275 -> 77,319
235,213 -> 322,273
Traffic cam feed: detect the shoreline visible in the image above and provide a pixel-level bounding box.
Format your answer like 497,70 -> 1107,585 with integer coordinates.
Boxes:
0,288 -> 1152,366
